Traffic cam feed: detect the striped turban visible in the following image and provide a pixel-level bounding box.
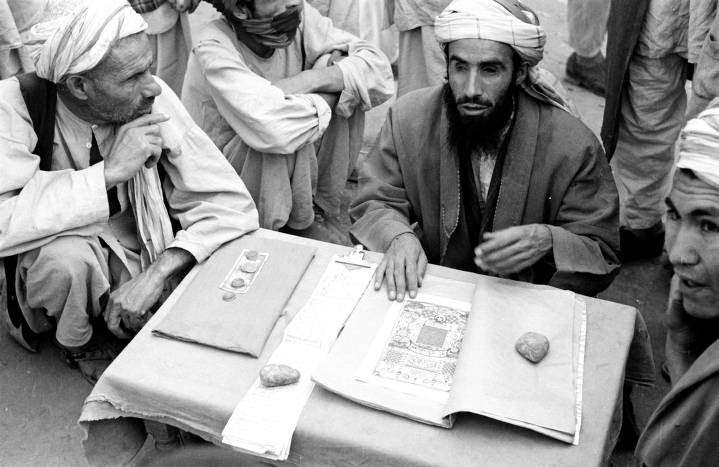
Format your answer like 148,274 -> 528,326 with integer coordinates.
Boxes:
677,102 -> 719,188
34,0 -> 147,83
434,0 -> 546,67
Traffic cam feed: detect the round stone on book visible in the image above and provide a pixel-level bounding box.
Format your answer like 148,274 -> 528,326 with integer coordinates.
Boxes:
515,332 -> 550,363
259,364 -> 301,387
240,260 -> 260,273
231,278 -> 246,289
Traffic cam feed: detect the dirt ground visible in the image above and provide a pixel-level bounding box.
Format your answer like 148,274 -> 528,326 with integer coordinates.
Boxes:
0,1 -> 673,465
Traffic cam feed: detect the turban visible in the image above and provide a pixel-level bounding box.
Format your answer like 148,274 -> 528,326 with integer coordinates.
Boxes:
677,103 -> 719,188
435,0 -> 545,67
434,0 -> 575,114
34,0 -> 147,83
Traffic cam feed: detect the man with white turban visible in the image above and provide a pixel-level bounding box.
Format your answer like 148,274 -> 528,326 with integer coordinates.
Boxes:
635,104 -> 719,464
0,0 -> 259,382
351,0 -> 621,299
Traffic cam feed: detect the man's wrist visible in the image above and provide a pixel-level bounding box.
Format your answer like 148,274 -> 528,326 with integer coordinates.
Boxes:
539,224 -> 553,254
147,248 -> 195,281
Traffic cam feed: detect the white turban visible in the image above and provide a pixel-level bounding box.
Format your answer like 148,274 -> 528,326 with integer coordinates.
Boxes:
434,0 -> 574,115
34,0 -> 147,83
677,103 -> 719,188
435,0 -> 546,67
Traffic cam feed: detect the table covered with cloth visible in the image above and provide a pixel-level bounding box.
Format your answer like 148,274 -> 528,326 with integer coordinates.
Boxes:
79,229 -> 653,466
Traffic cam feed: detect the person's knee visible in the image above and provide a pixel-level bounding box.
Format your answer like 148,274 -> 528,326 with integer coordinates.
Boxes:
22,236 -> 105,288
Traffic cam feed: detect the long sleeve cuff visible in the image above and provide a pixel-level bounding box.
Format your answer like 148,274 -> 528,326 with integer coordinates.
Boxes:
82,162 -> 110,221
301,93 -> 332,135
546,224 -> 616,275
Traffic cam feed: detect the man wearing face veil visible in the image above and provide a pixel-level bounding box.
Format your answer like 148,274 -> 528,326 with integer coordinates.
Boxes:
182,0 -> 394,234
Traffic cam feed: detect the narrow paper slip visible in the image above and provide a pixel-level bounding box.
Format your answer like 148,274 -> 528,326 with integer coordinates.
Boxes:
221,252 -> 377,460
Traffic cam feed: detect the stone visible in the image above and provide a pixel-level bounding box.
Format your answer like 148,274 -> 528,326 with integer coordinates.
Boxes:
240,260 -> 260,273
259,364 -> 301,387
245,250 -> 259,261
515,332 -> 550,363
222,292 -> 236,302
231,278 -> 246,289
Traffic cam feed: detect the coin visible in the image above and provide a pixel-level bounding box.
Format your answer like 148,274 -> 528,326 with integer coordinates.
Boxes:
222,292 -> 237,302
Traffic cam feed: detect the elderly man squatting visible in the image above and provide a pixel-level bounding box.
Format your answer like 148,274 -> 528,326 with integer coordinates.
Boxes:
351,0 -> 621,301
635,105 -> 719,464
182,0 -> 394,232
0,0 -> 259,381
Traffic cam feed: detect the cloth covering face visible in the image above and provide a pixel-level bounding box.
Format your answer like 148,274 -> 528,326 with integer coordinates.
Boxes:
182,1 -> 393,230
33,0 -> 148,83
350,86 -> 621,297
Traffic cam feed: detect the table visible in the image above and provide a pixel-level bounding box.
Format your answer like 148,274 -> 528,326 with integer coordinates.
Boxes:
79,229 -> 640,466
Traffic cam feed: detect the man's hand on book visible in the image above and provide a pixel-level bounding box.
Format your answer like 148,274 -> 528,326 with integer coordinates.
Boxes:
374,233 -> 427,302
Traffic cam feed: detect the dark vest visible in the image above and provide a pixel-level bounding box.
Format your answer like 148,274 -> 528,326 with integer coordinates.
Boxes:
3,73 -> 57,351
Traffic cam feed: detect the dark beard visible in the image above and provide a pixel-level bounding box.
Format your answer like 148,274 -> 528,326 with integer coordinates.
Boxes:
444,83 -> 516,157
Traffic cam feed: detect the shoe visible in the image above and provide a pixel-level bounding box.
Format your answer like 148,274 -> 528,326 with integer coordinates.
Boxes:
620,222 -> 665,262
565,52 -> 606,97
57,331 -> 126,385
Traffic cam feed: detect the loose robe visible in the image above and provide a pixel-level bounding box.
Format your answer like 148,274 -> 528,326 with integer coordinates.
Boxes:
0,74 -> 259,336
350,86 -> 621,296
636,337 -> 719,466
182,1 -> 394,230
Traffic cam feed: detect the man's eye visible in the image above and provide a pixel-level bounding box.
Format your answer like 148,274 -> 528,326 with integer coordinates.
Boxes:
453,63 -> 467,72
700,219 -> 719,233
482,67 -> 499,74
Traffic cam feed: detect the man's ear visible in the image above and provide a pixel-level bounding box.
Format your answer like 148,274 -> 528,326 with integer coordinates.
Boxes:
63,75 -> 92,101
514,62 -> 529,86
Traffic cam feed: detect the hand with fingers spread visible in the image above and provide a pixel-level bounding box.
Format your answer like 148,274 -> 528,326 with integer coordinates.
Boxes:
474,224 -> 553,275
374,232 -> 428,301
103,113 -> 170,189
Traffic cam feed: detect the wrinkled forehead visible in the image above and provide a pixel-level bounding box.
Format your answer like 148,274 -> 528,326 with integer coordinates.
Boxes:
670,169 -> 719,212
93,32 -> 152,77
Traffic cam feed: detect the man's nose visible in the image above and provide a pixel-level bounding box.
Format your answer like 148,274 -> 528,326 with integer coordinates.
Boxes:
463,68 -> 482,99
667,224 -> 700,267
141,73 -> 162,99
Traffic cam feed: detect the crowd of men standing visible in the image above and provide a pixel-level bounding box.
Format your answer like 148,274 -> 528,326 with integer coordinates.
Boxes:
1,0 -> 719,464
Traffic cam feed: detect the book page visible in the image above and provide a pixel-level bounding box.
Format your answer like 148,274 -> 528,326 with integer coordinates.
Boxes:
355,294 -> 471,404
444,277 -> 582,441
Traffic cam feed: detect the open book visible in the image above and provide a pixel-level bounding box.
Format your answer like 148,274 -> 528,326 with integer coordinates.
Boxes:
312,276 -> 586,444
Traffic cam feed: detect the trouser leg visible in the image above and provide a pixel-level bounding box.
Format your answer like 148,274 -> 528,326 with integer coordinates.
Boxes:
610,53 -> 687,230
16,235 -> 111,349
567,0 -> 609,58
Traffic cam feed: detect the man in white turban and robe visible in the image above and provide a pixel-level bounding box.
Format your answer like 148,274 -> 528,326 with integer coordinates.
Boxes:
0,0 -> 259,382
351,0 -> 621,299
636,104 -> 719,464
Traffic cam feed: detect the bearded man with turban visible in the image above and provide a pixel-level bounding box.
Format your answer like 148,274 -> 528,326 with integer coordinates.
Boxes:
351,0 -> 621,300
181,0 -> 393,234
0,0 -> 259,381
635,104 -> 719,464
